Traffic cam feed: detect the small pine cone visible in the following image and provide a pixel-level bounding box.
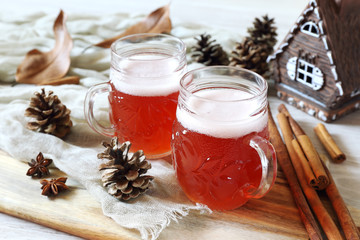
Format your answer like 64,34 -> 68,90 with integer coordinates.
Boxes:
25,88 -> 72,138
247,15 -> 277,54
98,137 -> 154,201
191,33 -> 229,66
229,37 -> 269,76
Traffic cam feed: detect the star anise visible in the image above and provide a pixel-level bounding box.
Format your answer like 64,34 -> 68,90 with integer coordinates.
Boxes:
40,177 -> 69,196
26,152 -> 53,178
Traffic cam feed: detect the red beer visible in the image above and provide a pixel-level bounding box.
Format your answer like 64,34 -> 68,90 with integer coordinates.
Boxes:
172,120 -> 268,210
109,84 -> 179,156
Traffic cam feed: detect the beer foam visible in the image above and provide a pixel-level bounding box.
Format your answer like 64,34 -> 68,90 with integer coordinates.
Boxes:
177,88 -> 268,138
110,54 -> 184,96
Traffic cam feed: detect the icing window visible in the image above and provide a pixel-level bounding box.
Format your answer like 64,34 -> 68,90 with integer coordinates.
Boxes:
286,57 -> 324,91
297,60 -> 314,84
300,22 -> 319,37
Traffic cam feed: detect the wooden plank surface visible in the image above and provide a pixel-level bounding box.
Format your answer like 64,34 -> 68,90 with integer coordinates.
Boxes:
0,150 -> 309,240
1,104 -> 359,240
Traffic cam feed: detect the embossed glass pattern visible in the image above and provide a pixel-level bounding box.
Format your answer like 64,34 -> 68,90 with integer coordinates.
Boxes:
171,66 -> 277,210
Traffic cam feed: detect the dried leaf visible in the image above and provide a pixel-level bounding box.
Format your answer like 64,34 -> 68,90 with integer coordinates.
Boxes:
94,4 -> 172,48
16,10 -> 73,85
37,76 -> 80,86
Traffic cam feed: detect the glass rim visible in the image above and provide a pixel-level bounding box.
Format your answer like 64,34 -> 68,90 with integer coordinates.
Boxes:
110,33 -> 186,62
179,66 -> 268,103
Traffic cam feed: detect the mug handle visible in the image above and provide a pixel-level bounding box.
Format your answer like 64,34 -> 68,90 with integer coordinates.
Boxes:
84,82 -> 115,137
247,136 -> 277,198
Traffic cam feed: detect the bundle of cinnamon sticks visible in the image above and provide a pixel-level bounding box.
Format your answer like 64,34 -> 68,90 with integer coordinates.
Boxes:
268,104 -> 360,240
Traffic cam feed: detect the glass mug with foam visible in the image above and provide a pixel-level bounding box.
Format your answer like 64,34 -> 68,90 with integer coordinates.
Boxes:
171,66 -> 277,210
84,33 -> 187,159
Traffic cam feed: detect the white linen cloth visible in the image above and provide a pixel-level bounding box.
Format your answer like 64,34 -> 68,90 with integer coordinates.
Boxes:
0,11 -> 237,240
1,9 -> 360,240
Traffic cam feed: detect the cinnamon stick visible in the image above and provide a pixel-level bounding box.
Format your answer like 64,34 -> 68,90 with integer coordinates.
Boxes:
278,104 -> 329,190
315,123 -> 346,163
297,134 -> 329,190
320,154 -> 360,240
291,138 -> 318,189
277,112 -> 343,240
268,109 -> 323,240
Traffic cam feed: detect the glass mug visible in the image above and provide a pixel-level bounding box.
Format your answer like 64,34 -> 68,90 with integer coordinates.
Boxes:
84,33 -> 187,158
171,66 -> 277,210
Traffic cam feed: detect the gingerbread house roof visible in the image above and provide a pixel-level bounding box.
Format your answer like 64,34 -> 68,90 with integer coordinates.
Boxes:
268,0 -> 360,97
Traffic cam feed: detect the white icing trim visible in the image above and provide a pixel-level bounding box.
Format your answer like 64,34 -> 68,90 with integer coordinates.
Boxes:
280,43 -> 289,49
298,101 -> 305,108
286,34 -> 294,41
275,49 -> 283,55
304,7 -> 314,15
290,25 -> 297,33
314,7 -> 321,19
322,36 -> 329,50
336,82 -> 343,96
266,55 -> 276,62
286,57 -> 297,80
308,108 -> 316,116
351,89 -> 360,97
331,66 -> 338,81
297,16 -> 305,24
267,42 -> 290,62
318,111 -> 327,121
310,0 -> 318,7
327,51 -> 334,65
318,21 -> 324,35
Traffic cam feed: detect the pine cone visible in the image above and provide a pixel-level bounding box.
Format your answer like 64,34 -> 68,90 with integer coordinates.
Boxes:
229,37 -> 269,76
191,33 -> 229,66
247,15 -> 277,54
98,138 -> 154,201
25,88 -> 72,138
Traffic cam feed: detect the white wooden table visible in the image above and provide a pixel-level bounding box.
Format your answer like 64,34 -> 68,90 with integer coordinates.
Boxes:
3,0 -> 359,239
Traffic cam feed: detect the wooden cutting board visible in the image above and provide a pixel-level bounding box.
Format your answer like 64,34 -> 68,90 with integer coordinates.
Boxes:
0,150 -> 359,240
